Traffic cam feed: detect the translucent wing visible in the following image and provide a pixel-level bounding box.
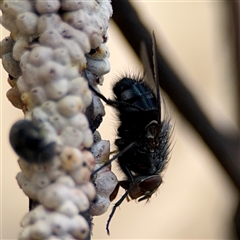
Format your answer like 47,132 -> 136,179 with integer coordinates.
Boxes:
140,32 -> 161,122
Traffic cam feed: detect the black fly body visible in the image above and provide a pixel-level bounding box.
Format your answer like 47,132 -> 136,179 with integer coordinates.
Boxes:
89,33 -> 172,235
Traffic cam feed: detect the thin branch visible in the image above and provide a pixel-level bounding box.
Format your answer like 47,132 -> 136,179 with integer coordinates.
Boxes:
230,1 -> 240,238
231,0 -> 240,127
111,0 -> 240,191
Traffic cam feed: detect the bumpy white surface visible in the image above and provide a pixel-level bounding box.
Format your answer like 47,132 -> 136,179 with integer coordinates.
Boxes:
0,0 -> 118,239
90,134 -> 118,216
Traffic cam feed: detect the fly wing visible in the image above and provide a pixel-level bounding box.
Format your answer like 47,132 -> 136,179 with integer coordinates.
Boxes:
140,32 -> 162,122
152,32 -> 161,122
140,41 -> 154,88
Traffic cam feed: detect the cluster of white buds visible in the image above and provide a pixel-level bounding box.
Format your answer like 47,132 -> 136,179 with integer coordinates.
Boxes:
0,0 -> 118,239
90,132 -> 118,216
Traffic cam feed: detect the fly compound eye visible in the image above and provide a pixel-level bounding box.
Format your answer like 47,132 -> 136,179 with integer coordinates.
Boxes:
139,175 -> 162,192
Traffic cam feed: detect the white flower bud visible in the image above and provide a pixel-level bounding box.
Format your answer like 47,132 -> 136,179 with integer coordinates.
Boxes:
94,170 -> 118,197
57,200 -> 78,217
57,95 -> 83,118
49,114 -> 67,134
2,0 -> 33,17
69,77 -> 89,96
82,129 -> 93,148
82,150 -> 95,171
16,12 -> 38,36
16,173 -> 38,200
87,0 -> 101,11
56,175 -> 75,187
58,24 -> 90,54
49,213 -> 71,236
70,215 -> 89,239
69,112 -> 89,131
87,57 -> 110,76
60,146 -> 84,171
78,182 -> 96,201
30,220 -> 52,239
41,101 -> 57,116
19,226 -> 31,240
60,126 -> 83,148
62,10 -> 87,31
22,63 -> 40,87
40,122 -> 58,143
91,195 -> 110,216
70,166 -> 91,185
32,172 -> 51,189
63,39 -> 86,68
38,13 -> 61,34
31,107 -> 49,126
45,78 -> 69,100
91,140 -> 110,165
12,37 -> 29,61
45,235 -> 62,240
38,61 -> 65,82
17,76 -> 29,93
20,51 -> 30,71
0,14 -> 18,36
85,28 -> 103,49
29,45 -> 53,66
82,89 -> 92,108
92,93 -> 106,117
30,87 -> 47,106
27,205 -> 48,223
35,0 -> 60,14
21,211 -> 33,228
61,0 -> 84,11
72,30 -> 91,54
52,47 -> 71,66
63,66 -> 79,79
38,184 -> 68,209
47,169 -> 66,182
39,30 -> 64,49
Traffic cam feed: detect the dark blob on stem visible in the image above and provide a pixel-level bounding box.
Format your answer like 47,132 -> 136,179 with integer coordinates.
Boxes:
9,119 -> 56,164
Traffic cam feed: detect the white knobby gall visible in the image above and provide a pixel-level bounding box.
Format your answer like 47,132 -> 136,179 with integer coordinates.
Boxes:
1,0 -> 117,239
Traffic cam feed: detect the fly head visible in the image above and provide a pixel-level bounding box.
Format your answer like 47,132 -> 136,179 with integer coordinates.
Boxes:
119,175 -> 162,202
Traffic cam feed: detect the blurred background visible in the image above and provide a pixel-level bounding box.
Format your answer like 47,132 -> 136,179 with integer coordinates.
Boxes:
1,1 -> 239,239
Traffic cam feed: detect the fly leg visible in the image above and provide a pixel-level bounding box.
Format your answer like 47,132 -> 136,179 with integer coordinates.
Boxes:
106,188 -> 130,235
88,84 -> 144,111
106,164 -> 134,235
91,141 -> 136,178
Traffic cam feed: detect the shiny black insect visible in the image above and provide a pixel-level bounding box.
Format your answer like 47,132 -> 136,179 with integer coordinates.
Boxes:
90,34 -> 172,235
9,119 -> 56,164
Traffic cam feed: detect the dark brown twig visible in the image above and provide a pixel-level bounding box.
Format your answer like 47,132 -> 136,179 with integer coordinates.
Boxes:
111,0 -> 240,191
230,1 -> 240,237
231,0 -> 240,127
